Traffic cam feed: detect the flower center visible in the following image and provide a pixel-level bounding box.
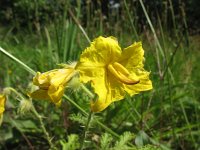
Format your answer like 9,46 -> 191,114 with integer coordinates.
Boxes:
108,62 -> 140,85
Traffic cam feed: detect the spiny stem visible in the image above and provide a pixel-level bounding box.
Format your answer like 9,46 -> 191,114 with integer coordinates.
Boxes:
80,111 -> 93,150
32,106 -> 55,149
79,84 -> 95,150
3,87 -> 55,149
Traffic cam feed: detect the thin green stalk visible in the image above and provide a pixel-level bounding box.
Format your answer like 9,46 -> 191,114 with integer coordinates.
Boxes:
0,47 -> 36,75
54,22 -> 61,63
180,3 -> 189,47
68,9 -> 91,44
139,0 -> 164,58
62,1 -> 69,62
80,84 -> 95,98
63,95 -> 87,116
178,99 -> 196,146
138,0 -> 163,78
80,111 -> 93,150
95,120 -> 120,138
157,12 -> 167,54
44,26 -> 54,67
123,0 -> 139,40
4,87 -> 24,100
166,68 -> 177,145
168,0 -> 178,37
62,20 -> 68,62
139,0 -> 175,83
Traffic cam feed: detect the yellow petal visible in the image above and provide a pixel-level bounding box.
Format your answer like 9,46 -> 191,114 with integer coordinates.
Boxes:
119,42 -> 144,69
0,95 -> 5,114
33,72 -> 51,87
0,95 -> 5,105
30,89 -> 50,100
0,108 -> 4,114
119,42 -> 152,95
49,69 -> 75,91
31,68 -> 76,106
91,71 -> 125,112
91,98 -> 111,112
48,85 -> 64,104
124,69 -> 152,96
107,73 -> 126,102
77,65 -> 109,112
76,36 -> 121,70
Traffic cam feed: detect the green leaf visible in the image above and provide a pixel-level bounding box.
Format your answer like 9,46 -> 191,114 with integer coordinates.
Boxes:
100,133 -> 113,150
60,134 -> 80,150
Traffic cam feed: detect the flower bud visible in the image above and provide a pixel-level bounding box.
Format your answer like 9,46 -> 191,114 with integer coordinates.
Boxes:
68,76 -> 82,92
18,99 -> 33,114
3,88 -> 11,95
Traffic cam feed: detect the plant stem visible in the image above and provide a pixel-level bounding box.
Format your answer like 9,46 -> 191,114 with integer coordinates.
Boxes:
31,106 -> 55,149
123,0 -> 139,40
138,0 -> 164,58
80,84 -> 95,98
68,9 -> 91,44
63,95 -> 87,115
4,87 -> 55,149
80,111 -> 93,150
4,87 -> 24,100
63,95 -> 121,138
0,47 -> 36,75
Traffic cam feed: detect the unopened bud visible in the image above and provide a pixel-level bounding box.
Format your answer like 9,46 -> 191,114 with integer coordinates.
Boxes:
3,88 -> 11,95
68,76 -> 81,92
18,99 -> 33,114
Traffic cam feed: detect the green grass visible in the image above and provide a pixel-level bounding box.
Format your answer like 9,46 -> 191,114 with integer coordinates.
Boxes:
0,1 -> 200,150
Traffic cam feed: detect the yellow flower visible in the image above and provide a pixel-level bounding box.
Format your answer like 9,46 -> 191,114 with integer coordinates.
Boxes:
0,94 -> 6,115
76,36 -> 152,112
30,68 -> 76,106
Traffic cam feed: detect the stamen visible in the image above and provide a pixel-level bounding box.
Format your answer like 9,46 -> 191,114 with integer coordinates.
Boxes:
112,62 -> 130,76
108,63 -> 140,85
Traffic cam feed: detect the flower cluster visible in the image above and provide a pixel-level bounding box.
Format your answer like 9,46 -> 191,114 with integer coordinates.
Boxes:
30,36 -> 152,112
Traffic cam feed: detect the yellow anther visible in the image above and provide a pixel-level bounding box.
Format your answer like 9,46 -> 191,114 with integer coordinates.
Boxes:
108,63 -> 140,85
112,62 -> 130,76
